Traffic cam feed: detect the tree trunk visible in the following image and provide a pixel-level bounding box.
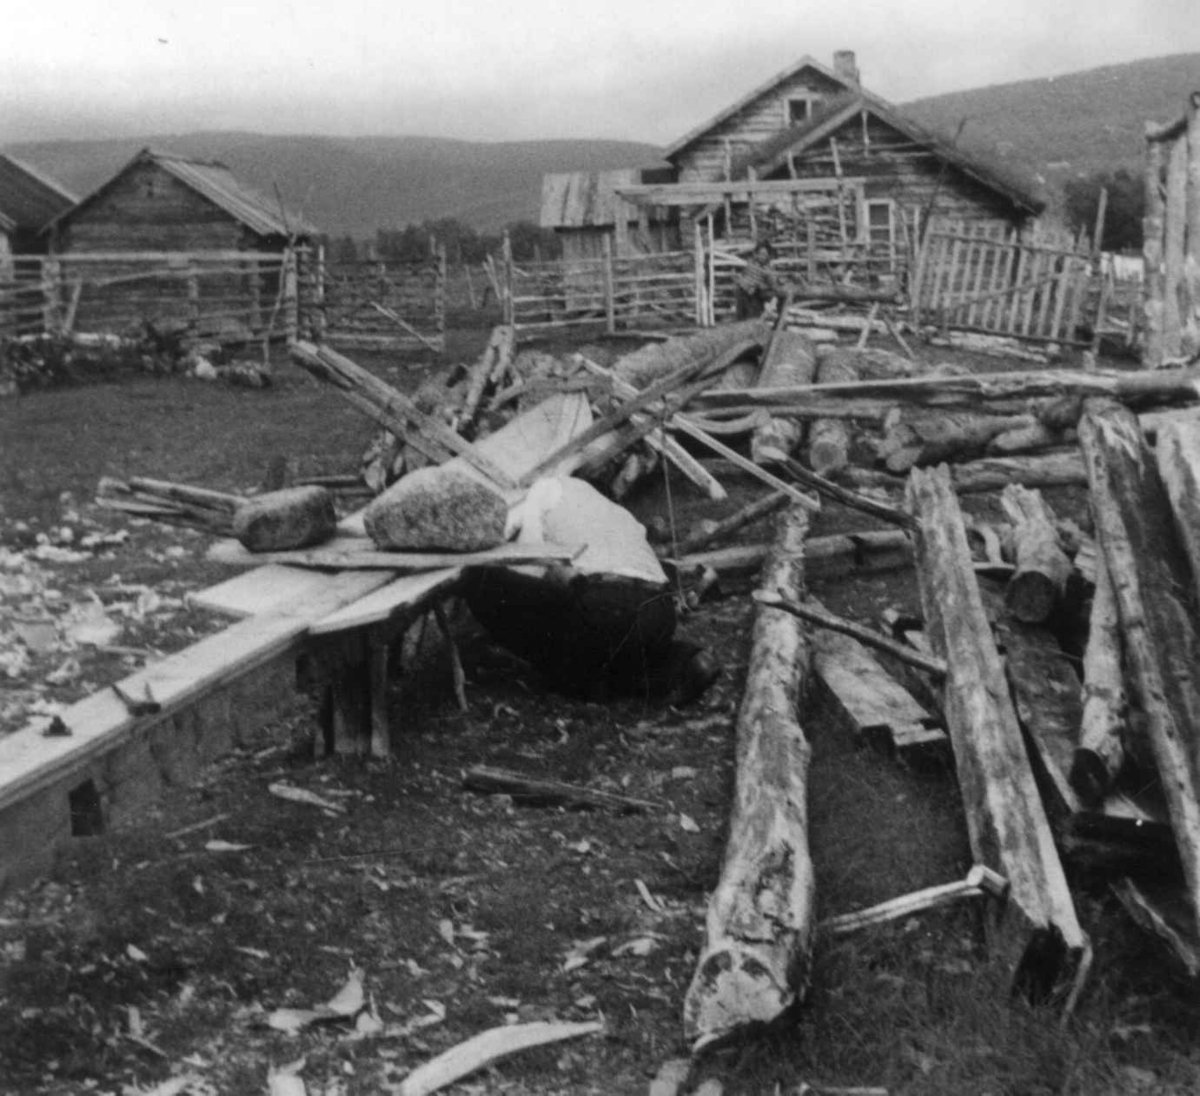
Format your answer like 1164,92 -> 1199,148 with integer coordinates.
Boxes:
683,505 -> 815,1048
1156,418 -> 1200,588
1079,398 -> 1200,939
906,465 -> 1086,997
1070,557 -> 1128,808
999,485 -> 1073,624
842,451 -> 1087,495
807,348 -> 858,477
750,329 -> 817,465
878,409 -> 1036,473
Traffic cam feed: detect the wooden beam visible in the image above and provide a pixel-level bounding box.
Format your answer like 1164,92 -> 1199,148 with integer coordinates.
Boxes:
906,465 -> 1086,997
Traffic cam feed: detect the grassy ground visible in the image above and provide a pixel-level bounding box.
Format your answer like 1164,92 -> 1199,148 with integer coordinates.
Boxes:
1,334 -> 1200,1094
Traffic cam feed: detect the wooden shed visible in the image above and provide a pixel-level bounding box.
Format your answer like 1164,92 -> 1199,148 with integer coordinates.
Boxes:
540,166 -> 677,262
46,147 -> 318,254
0,152 -> 77,259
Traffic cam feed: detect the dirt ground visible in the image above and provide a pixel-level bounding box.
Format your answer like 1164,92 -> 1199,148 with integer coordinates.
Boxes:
3,330 -> 1200,1095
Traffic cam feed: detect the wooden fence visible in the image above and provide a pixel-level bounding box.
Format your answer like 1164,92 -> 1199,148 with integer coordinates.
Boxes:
0,250 -> 303,344
502,237 -> 699,332
0,246 -> 448,354
1143,92 -> 1200,367
304,250 -> 446,353
911,227 -> 1093,345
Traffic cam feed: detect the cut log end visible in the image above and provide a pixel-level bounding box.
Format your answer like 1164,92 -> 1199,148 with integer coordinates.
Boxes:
1069,749 -> 1113,810
682,943 -> 799,1048
1004,572 -> 1061,624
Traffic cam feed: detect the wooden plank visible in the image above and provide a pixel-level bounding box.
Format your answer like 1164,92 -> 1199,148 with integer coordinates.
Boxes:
208,536 -> 577,571
189,564 -> 343,619
311,569 -> 463,634
0,569 -> 391,893
812,627 -> 944,754
1156,418 -> 1200,588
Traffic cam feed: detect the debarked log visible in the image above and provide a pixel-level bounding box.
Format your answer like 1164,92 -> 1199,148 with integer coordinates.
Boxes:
1156,418 -> 1200,588
841,451 -> 1087,496
1070,557 -> 1128,808
750,326 -> 816,465
906,465 -> 1086,999
999,485 -> 1073,624
1080,398 -> 1200,941
807,346 -> 858,477
683,505 -> 815,1048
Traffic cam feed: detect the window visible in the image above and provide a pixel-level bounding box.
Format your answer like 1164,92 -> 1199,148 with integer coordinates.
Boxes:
787,97 -> 815,125
865,198 -> 897,271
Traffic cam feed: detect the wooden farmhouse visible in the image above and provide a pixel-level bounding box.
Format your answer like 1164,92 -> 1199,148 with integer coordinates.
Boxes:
542,50 -> 1045,280
45,147 -> 318,255
0,153 -> 77,262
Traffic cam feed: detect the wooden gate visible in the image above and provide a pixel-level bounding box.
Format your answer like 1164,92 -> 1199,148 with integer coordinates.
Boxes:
911,227 -> 1093,345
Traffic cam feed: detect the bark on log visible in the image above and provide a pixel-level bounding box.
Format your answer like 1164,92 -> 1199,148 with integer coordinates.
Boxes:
683,505 -> 815,1048
999,485 -> 1073,624
987,422 -> 1072,456
690,365 -> 1200,413
842,451 -> 1087,495
750,329 -> 817,465
878,409 -> 1037,473
1070,557 -> 1128,808
814,344 -> 920,381
906,465 -> 1086,997
1156,418 -> 1200,588
1079,398 -> 1200,938
455,324 -> 514,435
613,320 -> 767,389
807,347 -> 858,477
231,486 -> 337,552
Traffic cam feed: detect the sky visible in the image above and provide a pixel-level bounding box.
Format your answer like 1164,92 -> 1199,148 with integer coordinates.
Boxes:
4,0 -> 1199,146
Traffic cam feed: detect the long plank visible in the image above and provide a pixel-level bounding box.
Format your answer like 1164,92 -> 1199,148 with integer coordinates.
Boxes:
189,564 -> 344,619
311,569 -> 463,635
0,570 -> 392,892
208,536 -> 578,571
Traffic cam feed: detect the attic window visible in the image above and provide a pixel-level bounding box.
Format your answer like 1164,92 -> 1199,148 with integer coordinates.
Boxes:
787,97 -> 816,125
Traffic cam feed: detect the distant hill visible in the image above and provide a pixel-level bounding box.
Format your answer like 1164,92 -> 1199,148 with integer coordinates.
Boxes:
7,53 -> 1199,239
4,133 -> 666,238
901,52 -> 1200,194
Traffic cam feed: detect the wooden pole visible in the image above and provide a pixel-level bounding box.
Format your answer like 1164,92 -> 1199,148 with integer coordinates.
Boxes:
999,485 -> 1073,624
1143,125 -> 1167,367
684,505 -> 815,1048
502,232 -> 515,326
603,232 -> 616,335
1079,398 -> 1200,940
906,465 -> 1086,998
1185,92 -> 1200,357
1164,136 -> 1188,358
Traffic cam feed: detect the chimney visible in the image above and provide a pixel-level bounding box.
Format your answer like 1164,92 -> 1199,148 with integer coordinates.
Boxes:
833,50 -> 860,86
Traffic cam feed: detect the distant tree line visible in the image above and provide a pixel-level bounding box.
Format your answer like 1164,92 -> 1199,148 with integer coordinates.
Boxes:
322,217 -> 561,265
1062,168 -> 1144,252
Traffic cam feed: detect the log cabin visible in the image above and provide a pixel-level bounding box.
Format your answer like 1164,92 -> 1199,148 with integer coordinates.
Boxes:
45,147 -> 317,254
542,51 -> 1045,276
0,152 -> 77,261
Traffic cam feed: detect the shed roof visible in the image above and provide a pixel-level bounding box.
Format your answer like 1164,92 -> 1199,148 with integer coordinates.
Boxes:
664,54 -> 858,160
50,148 -> 319,239
540,167 -> 674,228
740,92 -> 1046,216
0,153 -> 78,233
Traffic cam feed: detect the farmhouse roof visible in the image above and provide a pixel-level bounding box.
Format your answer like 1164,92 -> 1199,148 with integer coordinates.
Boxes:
49,147 -> 319,239
540,167 -> 674,228
664,53 -> 859,160
0,153 -> 78,233
739,91 -> 1046,216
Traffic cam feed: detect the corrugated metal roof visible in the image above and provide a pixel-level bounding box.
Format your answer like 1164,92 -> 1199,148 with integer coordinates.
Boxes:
0,153 -> 77,232
48,147 -> 319,239
148,149 -> 319,237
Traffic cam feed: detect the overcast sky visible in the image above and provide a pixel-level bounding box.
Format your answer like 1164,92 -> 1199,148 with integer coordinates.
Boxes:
4,0 -> 1198,146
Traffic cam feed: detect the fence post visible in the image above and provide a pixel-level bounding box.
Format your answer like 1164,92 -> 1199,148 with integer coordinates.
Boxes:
187,260 -> 201,336
1143,126 -> 1166,368
435,243 -> 447,355
502,232 -> 515,326
283,248 -> 299,343
603,232 -> 616,334
693,218 -> 705,327
40,258 -> 60,336
312,244 -> 327,343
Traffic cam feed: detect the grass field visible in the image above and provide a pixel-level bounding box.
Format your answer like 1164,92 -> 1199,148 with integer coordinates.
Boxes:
2,338 -> 1200,1094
